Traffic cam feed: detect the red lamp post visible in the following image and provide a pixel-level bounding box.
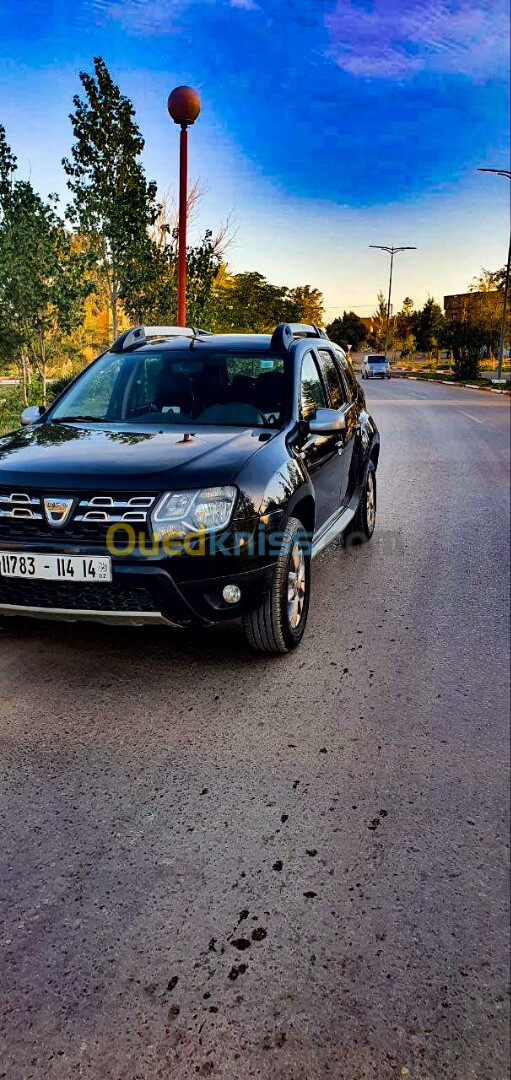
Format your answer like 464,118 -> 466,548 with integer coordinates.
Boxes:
167,86 -> 201,327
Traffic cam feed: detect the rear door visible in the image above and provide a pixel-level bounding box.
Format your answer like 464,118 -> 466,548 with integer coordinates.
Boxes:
316,347 -> 357,507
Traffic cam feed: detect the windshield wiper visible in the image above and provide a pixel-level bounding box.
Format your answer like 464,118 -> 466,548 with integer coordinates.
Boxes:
51,415 -> 109,423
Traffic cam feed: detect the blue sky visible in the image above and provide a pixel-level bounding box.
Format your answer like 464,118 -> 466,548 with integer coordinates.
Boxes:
0,0 -> 509,316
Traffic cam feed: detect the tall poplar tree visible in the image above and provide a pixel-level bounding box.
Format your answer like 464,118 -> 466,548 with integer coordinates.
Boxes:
63,56 -> 159,339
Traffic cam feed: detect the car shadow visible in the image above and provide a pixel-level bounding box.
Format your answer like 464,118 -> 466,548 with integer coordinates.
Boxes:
0,613 -> 271,669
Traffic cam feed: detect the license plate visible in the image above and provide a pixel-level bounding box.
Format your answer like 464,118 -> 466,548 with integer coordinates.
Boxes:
0,552 -> 112,582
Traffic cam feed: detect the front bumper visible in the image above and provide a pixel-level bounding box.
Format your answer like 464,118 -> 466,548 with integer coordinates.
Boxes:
0,541 -> 277,628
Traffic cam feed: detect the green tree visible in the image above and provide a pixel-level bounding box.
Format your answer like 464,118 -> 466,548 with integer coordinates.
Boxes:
113,166 -> 225,328
413,297 -> 445,357
0,125 -> 90,403
467,268 -> 506,359
327,311 -> 367,351
442,315 -> 485,380
399,334 -> 416,360
0,123 -> 16,205
288,285 -> 324,326
396,297 -> 414,342
210,272 -> 297,333
368,292 -> 390,351
63,56 -> 160,339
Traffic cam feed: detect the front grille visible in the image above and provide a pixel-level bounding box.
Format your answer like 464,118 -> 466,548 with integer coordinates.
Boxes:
0,578 -> 159,612
0,490 -> 157,544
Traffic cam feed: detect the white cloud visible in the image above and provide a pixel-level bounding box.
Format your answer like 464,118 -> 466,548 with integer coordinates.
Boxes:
92,0 -> 259,33
325,0 -> 510,80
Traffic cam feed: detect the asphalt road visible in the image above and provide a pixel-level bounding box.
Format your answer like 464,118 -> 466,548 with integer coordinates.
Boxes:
0,380 -> 509,1080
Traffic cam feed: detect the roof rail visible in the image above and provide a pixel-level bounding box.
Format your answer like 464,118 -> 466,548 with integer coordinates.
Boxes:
270,323 -> 328,352
110,325 -> 211,353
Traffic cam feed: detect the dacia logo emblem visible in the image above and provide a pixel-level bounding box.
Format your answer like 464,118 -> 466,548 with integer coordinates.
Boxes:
43,497 -> 75,528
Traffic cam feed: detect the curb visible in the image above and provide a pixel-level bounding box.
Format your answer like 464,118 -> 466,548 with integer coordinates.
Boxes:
391,374 -> 511,396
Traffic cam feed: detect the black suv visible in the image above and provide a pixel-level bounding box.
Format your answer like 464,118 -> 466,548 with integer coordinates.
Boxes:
0,324 -> 379,653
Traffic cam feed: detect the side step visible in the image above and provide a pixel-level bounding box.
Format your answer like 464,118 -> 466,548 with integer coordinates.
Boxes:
311,506 -> 355,559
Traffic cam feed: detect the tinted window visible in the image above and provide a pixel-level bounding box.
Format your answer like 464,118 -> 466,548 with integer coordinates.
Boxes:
317,349 -> 346,409
300,352 -> 326,419
50,351 -> 287,428
334,349 -> 359,400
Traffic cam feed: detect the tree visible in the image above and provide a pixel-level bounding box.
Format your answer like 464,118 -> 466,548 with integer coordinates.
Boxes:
327,311 -> 367,351
0,125 -> 90,403
210,272 -> 297,333
413,297 -> 445,357
63,56 -> 160,339
467,268 -> 506,359
117,174 -> 233,328
396,297 -> 414,341
287,285 -> 324,326
0,123 -> 16,205
442,315 -> 485,380
368,292 -> 390,351
399,334 -> 416,360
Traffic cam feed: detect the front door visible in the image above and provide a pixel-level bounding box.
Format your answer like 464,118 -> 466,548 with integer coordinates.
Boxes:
316,347 -> 357,507
299,350 -> 344,531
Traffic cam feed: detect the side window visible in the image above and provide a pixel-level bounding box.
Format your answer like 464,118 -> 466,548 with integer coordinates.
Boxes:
300,352 -> 326,419
125,355 -> 164,415
317,349 -> 347,409
334,348 -> 359,401
139,356 -> 164,405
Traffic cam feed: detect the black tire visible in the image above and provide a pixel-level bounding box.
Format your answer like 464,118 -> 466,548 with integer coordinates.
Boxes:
242,517 -> 311,655
345,461 -> 377,544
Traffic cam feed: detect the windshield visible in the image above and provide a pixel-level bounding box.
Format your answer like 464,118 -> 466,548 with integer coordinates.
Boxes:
367,356 -> 387,364
50,349 -> 287,428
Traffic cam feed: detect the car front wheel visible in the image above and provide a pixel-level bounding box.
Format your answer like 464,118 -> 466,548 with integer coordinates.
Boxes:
242,517 -> 311,654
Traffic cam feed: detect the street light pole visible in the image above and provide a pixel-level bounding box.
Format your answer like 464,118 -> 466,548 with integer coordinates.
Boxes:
369,245 -> 417,355
477,168 -> 511,381
168,86 -> 201,327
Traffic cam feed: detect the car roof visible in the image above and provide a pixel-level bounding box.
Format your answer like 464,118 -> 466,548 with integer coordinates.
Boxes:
129,333 -> 274,354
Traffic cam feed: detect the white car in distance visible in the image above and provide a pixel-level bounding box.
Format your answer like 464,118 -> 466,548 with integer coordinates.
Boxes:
362,355 -> 391,380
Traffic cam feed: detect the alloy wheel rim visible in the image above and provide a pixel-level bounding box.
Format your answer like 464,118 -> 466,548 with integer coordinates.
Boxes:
287,544 -> 306,629
366,472 -> 376,531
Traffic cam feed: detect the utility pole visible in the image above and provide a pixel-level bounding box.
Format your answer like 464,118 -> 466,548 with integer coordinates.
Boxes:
369,245 -> 417,355
477,168 -> 511,381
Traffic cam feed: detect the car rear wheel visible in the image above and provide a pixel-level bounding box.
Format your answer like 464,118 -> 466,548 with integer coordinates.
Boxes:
345,461 -> 377,543
242,517 -> 311,654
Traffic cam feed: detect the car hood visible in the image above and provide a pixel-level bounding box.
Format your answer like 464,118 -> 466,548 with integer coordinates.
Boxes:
0,422 -> 271,492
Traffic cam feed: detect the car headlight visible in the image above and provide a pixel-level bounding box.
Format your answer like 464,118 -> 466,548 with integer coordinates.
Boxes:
151,486 -> 237,539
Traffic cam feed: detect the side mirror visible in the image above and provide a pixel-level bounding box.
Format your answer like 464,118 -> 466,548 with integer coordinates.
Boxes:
20,405 -> 44,427
309,408 -> 346,436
